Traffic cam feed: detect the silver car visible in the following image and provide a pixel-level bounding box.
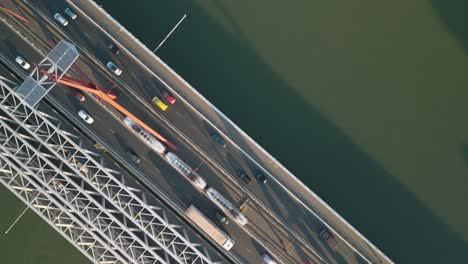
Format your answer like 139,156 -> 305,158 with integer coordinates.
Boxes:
54,13 -> 69,26
78,110 -> 94,124
107,61 -> 122,75
64,8 -> 77,20
15,56 -> 30,70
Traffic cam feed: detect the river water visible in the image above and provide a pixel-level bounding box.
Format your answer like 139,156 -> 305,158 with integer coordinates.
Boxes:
1,0 -> 468,263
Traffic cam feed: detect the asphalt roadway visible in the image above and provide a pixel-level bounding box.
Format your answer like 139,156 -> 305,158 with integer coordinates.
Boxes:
0,0 -> 391,263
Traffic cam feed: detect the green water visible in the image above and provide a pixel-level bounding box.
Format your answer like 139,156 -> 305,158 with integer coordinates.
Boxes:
1,0 -> 468,263
0,185 -> 87,263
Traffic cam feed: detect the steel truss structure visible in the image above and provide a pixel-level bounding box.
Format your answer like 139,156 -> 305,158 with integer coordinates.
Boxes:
0,43 -> 216,264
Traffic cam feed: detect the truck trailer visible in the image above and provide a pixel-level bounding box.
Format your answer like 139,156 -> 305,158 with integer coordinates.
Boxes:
185,205 -> 234,250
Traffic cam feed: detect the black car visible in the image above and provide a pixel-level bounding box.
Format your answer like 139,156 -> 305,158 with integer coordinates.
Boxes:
211,133 -> 227,148
108,42 -> 120,55
255,171 -> 268,184
236,170 -> 252,185
216,211 -> 229,224
126,149 -> 140,163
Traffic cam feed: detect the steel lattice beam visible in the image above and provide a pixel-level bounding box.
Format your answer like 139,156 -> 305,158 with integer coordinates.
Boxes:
0,122 -> 125,263
0,115 -> 167,264
0,60 -> 217,263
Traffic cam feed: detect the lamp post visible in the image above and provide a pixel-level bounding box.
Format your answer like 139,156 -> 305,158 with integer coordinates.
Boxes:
153,14 -> 187,53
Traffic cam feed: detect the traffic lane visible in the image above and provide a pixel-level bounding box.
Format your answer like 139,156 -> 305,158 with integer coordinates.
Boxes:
70,79 -> 288,262
0,19 -> 42,75
0,43 -> 229,263
48,84 -> 202,210
50,93 -> 259,261
2,5 -> 216,205
45,86 -> 244,262
29,0 -> 129,79
119,75 -> 349,262
0,3 -> 111,95
1,0 -> 65,51
39,96 -> 234,263
47,83 -> 261,262
9,0 -> 123,92
25,0 -> 242,185
219,129 -> 373,263
222,138 -> 365,262
123,74 -> 364,262
29,0 -> 227,156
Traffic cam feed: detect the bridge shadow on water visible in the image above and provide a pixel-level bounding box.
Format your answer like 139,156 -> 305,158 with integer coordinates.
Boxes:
429,0 -> 468,55
97,0 -> 468,262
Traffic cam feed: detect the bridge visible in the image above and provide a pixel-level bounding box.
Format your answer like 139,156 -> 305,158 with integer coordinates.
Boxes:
0,0 -> 392,263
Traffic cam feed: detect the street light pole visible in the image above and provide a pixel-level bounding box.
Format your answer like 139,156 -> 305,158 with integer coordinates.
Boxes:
153,14 -> 187,53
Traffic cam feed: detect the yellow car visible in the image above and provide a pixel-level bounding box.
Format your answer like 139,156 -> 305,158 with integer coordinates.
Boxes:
152,96 -> 168,111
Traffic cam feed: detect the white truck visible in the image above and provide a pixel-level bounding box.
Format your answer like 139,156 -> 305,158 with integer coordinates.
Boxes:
185,205 -> 234,250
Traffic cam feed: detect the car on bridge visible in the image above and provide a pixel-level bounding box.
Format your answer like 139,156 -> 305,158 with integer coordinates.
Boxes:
162,90 -> 176,104
15,56 -> 30,70
255,171 -> 268,184
211,133 -> 227,148
262,253 -> 277,264
107,61 -> 122,76
108,42 -> 120,55
320,229 -> 339,250
152,96 -> 168,111
64,8 -> 77,20
126,148 -> 141,163
54,13 -> 69,26
77,110 -> 94,124
236,170 -> 252,185
72,90 -> 85,102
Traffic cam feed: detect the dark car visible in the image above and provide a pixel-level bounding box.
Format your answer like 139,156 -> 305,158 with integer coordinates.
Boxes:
127,149 -> 141,163
108,42 -> 120,55
236,170 -> 252,185
216,211 -> 229,224
211,133 -> 227,148
255,171 -> 268,183
255,171 -> 268,184
72,89 -> 85,102
319,229 -> 339,250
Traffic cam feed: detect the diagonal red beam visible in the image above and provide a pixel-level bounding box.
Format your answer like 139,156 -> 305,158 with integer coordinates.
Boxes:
0,6 -> 29,24
37,66 -> 177,151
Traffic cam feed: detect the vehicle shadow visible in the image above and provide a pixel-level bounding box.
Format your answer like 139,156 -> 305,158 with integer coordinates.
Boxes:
429,0 -> 468,54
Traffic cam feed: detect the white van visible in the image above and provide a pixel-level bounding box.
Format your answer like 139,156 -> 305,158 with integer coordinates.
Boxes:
262,254 -> 277,264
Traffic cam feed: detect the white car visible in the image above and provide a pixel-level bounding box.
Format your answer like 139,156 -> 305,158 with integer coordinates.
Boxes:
64,8 -> 77,20
78,110 -> 94,124
54,13 -> 68,26
15,56 -> 30,70
107,61 -> 122,75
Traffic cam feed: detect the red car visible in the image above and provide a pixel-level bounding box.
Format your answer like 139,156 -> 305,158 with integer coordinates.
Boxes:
162,90 -> 176,104
72,89 -> 85,102
319,229 -> 339,250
